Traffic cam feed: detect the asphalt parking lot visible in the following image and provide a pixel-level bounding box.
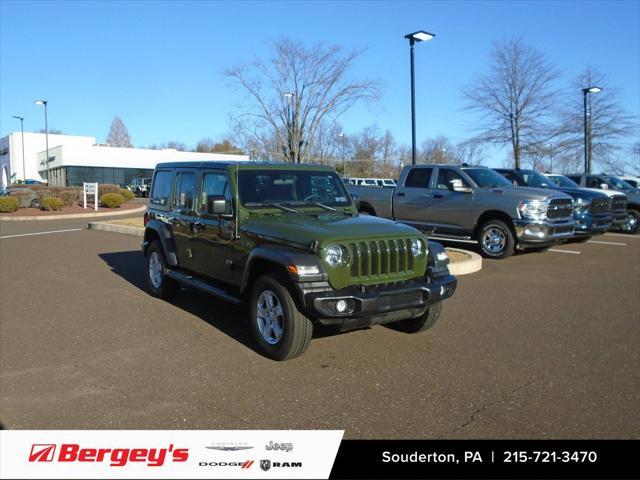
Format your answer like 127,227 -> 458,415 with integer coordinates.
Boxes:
0,216 -> 638,439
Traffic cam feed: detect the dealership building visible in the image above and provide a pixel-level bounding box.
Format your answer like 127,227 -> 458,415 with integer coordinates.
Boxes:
0,132 -> 248,188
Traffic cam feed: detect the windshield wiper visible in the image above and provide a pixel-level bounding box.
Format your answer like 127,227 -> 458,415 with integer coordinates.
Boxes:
262,202 -> 299,213
307,202 -> 338,213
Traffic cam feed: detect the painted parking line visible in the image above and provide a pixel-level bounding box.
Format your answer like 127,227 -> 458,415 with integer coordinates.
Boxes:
604,233 -> 639,239
587,240 -> 627,246
549,249 -> 582,255
0,228 -> 83,240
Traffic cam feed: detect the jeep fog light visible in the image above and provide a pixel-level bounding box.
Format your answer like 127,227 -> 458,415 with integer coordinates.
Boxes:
336,299 -> 347,312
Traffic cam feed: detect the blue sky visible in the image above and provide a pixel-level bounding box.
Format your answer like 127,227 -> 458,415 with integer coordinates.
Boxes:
1,0 -> 638,165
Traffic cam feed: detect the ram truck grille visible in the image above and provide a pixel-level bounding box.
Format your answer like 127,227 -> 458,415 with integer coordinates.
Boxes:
589,198 -> 610,215
348,239 -> 415,280
611,197 -> 627,212
547,198 -> 574,219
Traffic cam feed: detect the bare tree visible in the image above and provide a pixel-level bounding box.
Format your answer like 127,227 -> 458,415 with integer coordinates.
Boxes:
554,66 -> 637,174
106,117 -> 133,147
420,135 -> 455,164
454,139 -> 486,166
195,136 -> 244,154
462,38 -> 560,168
224,38 -> 380,163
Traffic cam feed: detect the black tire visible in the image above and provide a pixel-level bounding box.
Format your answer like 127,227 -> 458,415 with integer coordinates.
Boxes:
249,273 -> 313,361
478,220 -> 515,259
388,302 -> 442,333
145,240 -> 179,299
620,209 -> 639,234
30,198 -> 40,209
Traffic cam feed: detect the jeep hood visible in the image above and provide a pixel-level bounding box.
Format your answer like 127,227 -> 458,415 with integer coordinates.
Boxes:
241,212 -> 421,247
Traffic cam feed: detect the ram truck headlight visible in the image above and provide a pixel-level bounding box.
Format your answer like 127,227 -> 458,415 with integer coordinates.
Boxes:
573,198 -> 591,214
324,244 -> 347,266
518,199 -> 549,221
411,238 -> 425,256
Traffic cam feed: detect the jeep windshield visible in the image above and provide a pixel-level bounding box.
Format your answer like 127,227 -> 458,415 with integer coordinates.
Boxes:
238,170 -> 352,209
463,168 -> 512,188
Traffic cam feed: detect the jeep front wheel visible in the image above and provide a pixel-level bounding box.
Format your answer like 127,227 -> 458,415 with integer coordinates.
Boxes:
145,240 -> 178,299
478,220 -> 515,259
389,302 -> 442,333
250,274 -> 313,361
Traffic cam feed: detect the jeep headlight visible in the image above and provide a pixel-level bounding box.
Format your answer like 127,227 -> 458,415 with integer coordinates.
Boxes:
518,199 -> 549,221
324,244 -> 347,266
411,238 -> 425,256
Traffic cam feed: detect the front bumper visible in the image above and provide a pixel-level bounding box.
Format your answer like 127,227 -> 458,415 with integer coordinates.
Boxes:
611,211 -> 628,227
514,218 -> 575,246
295,274 -> 457,330
573,212 -> 613,236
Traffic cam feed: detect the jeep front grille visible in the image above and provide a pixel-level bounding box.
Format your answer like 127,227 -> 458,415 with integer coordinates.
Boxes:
547,198 -> 573,219
348,239 -> 415,279
589,197 -> 610,215
611,197 -> 627,212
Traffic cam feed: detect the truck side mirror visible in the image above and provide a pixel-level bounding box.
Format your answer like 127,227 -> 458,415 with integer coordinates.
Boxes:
450,179 -> 472,193
599,183 -> 609,190
207,195 -> 227,214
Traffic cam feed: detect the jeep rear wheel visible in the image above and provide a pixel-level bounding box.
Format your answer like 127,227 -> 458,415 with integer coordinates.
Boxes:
250,274 -> 313,361
389,302 -> 442,333
478,220 -> 515,259
145,241 -> 178,299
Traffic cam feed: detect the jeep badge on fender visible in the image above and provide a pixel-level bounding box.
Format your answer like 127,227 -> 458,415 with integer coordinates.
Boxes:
142,161 -> 457,360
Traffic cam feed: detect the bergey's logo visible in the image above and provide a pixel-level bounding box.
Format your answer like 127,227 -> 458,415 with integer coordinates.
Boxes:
29,445 -> 56,462
265,441 -> 293,452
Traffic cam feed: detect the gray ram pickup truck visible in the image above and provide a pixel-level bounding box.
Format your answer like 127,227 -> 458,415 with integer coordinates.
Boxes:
348,164 -> 576,259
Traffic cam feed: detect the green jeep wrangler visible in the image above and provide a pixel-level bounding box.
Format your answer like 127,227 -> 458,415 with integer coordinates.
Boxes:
142,162 -> 457,360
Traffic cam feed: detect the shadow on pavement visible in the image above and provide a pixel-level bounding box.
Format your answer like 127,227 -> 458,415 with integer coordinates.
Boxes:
98,251 -> 348,357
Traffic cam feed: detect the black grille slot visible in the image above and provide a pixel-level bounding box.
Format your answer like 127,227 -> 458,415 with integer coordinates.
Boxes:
547,198 -> 573,219
611,197 -> 627,212
589,198 -> 610,215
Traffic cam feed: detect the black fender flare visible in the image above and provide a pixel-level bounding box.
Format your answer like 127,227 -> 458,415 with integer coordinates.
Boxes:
240,244 -> 327,294
143,219 -> 178,267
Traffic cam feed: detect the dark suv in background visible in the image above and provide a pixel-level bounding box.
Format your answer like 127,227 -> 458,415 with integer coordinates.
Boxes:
494,169 -> 613,242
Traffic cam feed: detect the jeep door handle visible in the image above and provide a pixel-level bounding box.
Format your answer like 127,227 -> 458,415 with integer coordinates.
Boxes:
396,192 -> 406,197
432,193 -> 444,199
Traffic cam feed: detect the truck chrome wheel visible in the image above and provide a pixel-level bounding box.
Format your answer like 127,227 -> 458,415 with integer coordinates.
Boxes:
148,251 -> 163,288
482,228 -> 506,254
256,290 -> 284,345
621,212 -> 638,233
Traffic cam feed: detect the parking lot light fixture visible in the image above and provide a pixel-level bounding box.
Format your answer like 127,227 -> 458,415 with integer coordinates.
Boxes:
12,116 -> 26,182
582,87 -> 602,174
34,99 -> 50,184
405,30 -> 435,165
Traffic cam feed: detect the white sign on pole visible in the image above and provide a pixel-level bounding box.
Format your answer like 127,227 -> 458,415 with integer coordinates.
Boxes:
83,182 -> 98,211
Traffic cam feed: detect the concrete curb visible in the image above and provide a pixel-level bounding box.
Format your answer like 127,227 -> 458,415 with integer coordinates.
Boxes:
88,222 -> 144,237
446,248 -> 482,275
0,205 -> 146,221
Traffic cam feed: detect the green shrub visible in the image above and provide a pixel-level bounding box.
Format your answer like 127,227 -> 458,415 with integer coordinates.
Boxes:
101,193 -> 124,208
59,189 -> 80,207
0,196 -> 19,213
40,197 -> 64,211
98,184 -> 121,197
36,189 -> 53,201
119,188 -> 135,201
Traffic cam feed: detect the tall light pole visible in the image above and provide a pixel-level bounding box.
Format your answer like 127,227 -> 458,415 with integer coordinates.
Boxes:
11,116 -> 26,182
404,30 -> 435,165
582,87 -> 602,174
34,99 -> 50,184
545,143 -> 554,173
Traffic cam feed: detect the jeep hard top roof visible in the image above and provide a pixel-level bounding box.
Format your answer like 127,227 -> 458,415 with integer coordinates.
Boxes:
154,161 -> 336,171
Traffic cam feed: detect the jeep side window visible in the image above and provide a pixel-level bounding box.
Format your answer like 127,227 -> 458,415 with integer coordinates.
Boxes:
404,168 -> 432,188
199,172 -> 231,216
173,172 -> 198,214
436,169 -> 469,190
150,171 -> 174,207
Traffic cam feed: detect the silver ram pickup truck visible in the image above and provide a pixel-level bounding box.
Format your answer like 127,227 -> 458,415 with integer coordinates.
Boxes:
347,164 -> 576,259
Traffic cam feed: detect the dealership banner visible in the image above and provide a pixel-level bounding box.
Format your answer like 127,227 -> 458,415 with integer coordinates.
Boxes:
0,430 -> 343,479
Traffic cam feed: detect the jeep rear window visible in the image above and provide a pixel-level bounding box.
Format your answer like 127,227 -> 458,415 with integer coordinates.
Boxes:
150,171 -> 173,207
238,170 -> 350,207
